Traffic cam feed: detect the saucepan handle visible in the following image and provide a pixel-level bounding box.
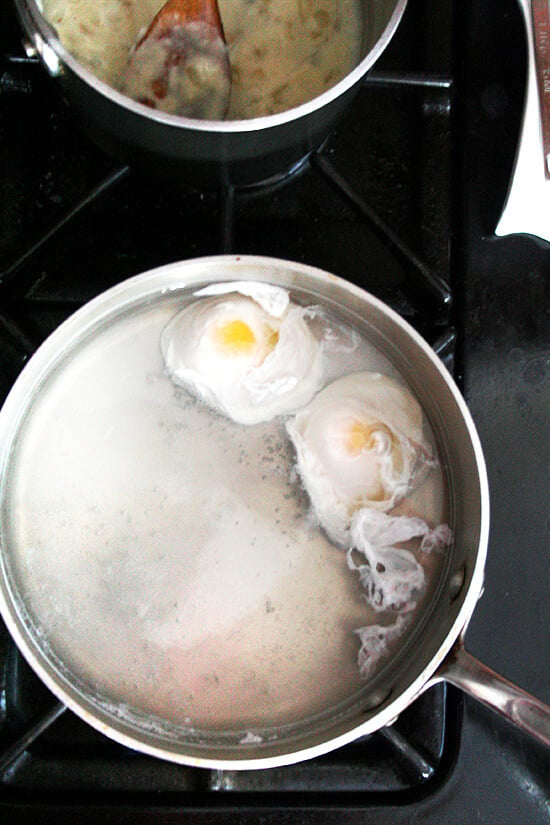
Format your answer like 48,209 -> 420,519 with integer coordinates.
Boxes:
436,644 -> 550,748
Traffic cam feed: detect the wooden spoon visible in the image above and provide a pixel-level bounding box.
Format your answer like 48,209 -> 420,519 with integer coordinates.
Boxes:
120,0 -> 231,120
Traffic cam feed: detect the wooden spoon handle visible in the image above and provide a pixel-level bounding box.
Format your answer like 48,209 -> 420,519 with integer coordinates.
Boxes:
142,0 -> 225,43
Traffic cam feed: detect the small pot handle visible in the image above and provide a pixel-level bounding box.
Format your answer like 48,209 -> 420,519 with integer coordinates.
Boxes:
436,644 -> 550,748
24,33 -> 63,78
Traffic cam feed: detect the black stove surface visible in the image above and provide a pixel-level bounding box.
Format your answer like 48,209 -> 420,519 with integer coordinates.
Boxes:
1,0 -> 549,821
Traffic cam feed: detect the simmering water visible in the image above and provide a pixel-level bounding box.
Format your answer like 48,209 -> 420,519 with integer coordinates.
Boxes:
1,284 -> 448,736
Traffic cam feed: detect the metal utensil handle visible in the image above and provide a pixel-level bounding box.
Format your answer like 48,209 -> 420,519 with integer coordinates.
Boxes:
530,0 -> 550,177
439,644 -> 550,748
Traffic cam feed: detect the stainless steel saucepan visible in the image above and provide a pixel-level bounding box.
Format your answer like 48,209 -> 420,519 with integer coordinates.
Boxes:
14,0 -> 408,187
0,256 -> 548,769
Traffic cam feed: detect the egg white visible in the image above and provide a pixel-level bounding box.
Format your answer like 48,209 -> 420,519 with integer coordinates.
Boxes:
160,282 -> 325,425
286,371 -> 436,545
346,508 -> 452,614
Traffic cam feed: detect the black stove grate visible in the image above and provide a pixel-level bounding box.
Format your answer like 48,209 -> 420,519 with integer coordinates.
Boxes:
0,646 -> 459,800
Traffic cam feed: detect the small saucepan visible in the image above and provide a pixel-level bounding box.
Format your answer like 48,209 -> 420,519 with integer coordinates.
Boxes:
0,255 -> 548,769
14,0 -> 408,187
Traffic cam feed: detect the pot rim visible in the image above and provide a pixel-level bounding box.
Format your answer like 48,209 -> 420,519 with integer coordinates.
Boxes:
0,255 -> 490,769
16,0 -> 409,133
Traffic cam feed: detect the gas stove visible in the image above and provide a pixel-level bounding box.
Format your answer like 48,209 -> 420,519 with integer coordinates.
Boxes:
0,0 -> 549,822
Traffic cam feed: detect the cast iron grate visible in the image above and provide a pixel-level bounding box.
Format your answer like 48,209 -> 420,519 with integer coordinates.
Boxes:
0,647 -> 459,799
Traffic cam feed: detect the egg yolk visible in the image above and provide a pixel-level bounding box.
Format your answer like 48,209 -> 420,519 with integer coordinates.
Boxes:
344,420 -> 393,457
214,319 -> 280,359
265,326 -> 280,351
215,320 -> 257,353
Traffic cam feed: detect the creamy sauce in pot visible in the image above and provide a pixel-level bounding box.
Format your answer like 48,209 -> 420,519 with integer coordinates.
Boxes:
39,0 -> 363,119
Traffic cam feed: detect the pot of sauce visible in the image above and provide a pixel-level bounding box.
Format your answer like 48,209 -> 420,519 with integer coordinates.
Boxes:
13,0 -> 407,187
0,255 -> 548,769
